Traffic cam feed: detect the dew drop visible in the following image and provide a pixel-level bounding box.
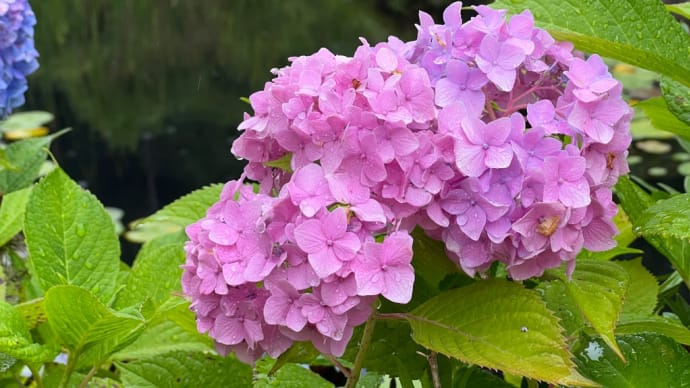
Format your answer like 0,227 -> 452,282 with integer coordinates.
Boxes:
75,223 -> 86,237
520,326 -> 528,333
171,335 -> 179,341
84,262 -> 94,270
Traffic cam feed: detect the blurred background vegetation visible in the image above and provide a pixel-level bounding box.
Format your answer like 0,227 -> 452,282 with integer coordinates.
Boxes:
24,0 -> 467,218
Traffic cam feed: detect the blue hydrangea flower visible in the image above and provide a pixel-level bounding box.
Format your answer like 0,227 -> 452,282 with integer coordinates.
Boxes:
0,0 -> 38,117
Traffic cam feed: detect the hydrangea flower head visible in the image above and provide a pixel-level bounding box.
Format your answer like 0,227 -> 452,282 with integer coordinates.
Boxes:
0,0 -> 38,116
182,1 -> 632,363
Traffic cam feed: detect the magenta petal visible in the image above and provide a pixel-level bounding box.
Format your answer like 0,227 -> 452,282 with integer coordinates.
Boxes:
333,232 -> 361,261
382,266 -> 414,303
213,316 -> 245,345
322,208 -> 348,238
263,297 -> 291,325
559,180 -> 591,208
308,249 -> 343,278
484,145 -> 513,169
294,220 -> 326,253
559,157 -> 586,181
455,144 -> 486,177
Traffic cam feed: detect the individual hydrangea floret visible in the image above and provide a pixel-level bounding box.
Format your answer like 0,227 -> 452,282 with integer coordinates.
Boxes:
182,1 -> 632,364
0,0 -> 39,116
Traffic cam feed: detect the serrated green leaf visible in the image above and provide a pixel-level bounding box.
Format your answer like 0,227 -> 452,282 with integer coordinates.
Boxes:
638,193 -> 690,240
24,168 -> 120,302
616,177 -> 690,288
555,260 -> 629,360
0,137 -> 50,195
661,77 -> 690,127
44,285 -> 145,368
112,320 -> 212,361
636,97 -> 690,141
0,187 -> 31,247
254,358 -> 334,388
125,183 -> 222,243
617,315 -> 690,346
536,280 -> 585,337
492,0 -> 690,87
0,301 -> 59,365
616,259 -> 658,319
116,351 -> 252,388
406,279 -> 594,387
114,232 -> 186,311
575,333 -> 690,387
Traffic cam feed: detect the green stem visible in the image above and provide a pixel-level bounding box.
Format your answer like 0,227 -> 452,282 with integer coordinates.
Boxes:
28,364 -> 45,388
59,352 -> 79,388
344,313 -> 377,388
78,364 -> 99,388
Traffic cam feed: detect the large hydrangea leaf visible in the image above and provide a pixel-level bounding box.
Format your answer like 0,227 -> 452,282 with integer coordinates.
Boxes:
492,0 -> 690,87
550,260 -> 629,360
406,279 -> 595,387
575,333 -> 690,386
116,351 -> 252,388
24,168 -> 120,303
44,286 -> 145,369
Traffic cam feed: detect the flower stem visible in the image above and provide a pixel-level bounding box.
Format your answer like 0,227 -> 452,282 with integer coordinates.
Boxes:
28,364 -> 44,388
59,352 -> 78,388
344,313 -> 377,388
78,365 -> 99,388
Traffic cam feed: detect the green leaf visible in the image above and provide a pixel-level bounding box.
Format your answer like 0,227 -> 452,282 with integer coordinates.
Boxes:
0,301 -> 59,366
452,364 -> 516,388
617,316 -> 690,346
491,0 -> 690,87
344,319 -> 428,382
13,298 -> 46,329
616,176 -> 690,287
0,187 -> 31,247
0,137 -> 50,195
24,168 -> 120,302
553,260 -> 629,360
0,111 -> 54,132
44,285 -> 145,367
114,231 -> 186,311
116,351 -> 252,388
406,279 -> 594,387
263,153 -> 293,173
125,183 -> 222,243
616,258 -> 658,319
667,2 -> 690,20
254,358 -> 334,388
112,320 -> 212,361
270,341 -> 320,375
661,77 -> 690,127
636,97 -> 690,141
575,333 -> 690,387
536,280 -> 585,337
638,193 -> 690,240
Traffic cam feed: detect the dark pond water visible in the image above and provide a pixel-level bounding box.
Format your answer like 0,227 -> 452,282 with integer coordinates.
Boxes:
23,0 -> 480,261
